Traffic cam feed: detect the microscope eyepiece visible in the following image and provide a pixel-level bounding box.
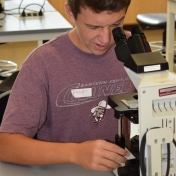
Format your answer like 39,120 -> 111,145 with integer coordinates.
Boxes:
112,25 -> 152,64
131,25 -> 143,35
112,27 -> 128,47
131,25 -> 152,52
112,27 -> 131,63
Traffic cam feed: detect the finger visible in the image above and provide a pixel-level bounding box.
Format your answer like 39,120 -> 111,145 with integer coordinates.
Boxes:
103,142 -> 130,157
102,150 -> 127,163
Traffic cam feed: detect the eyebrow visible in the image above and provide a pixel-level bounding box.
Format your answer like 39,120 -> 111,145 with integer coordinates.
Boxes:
84,16 -> 125,28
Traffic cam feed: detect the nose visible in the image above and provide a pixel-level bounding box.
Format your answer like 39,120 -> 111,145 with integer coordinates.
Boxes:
98,27 -> 111,44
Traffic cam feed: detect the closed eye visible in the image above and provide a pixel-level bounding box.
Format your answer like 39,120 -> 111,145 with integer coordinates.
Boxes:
112,22 -> 121,27
90,27 -> 99,30
88,25 -> 100,30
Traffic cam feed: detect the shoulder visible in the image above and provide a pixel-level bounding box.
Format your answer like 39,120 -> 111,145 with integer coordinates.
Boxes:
32,32 -> 69,57
23,32 -> 70,67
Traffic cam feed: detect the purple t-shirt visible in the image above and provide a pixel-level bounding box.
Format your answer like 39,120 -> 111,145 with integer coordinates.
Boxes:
0,32 -> 135,143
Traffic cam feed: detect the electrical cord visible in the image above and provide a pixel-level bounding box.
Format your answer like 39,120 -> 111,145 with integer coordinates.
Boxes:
22,3 -> 45,17
41,0 -> 46,12
0,1 -> 5,20
5,7 -> 38,12
173,138 -> 176,147
2,0 -> 46,19
139,127 -> 175,176
0,0 -> 47,28
0,11 -> 6,20
140,130 -> 147,176
4,7 -> 38,16
20,0 -> 46,17
18,0 -> 25,15
165,143 -> 170,176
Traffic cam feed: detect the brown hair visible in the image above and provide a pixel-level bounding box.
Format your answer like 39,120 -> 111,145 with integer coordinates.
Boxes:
67,0 -> 131,19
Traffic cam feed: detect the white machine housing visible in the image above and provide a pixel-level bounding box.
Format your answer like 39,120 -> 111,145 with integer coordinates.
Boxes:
125,67 -> 176,176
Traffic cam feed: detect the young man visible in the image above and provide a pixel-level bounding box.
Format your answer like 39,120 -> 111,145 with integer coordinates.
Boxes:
0,0 -> 135,172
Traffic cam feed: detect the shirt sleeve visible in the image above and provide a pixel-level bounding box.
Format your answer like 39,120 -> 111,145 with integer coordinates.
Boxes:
0,51 -> 48,138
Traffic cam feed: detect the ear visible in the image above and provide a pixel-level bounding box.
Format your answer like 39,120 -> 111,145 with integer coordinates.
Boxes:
64,4 -> 76,24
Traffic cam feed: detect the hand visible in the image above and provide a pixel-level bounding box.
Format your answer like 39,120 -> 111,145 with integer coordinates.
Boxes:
74,140 -> 130,172
124,30 -> 131,39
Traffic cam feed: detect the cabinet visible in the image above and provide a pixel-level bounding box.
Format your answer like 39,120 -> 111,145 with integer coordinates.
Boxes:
48,0 -> 167,25
48,0 -> 70,23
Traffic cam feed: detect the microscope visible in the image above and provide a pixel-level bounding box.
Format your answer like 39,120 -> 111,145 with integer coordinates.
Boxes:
108,26 -> 176,176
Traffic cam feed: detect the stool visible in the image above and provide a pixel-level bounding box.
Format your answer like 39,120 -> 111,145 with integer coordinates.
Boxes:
0,90 -> 11,124
136,13 -> 176,59
0,70 -> 19,94
0,60 -> 18,80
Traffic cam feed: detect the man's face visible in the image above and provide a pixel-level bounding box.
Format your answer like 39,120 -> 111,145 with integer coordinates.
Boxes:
68,7 -> 126,55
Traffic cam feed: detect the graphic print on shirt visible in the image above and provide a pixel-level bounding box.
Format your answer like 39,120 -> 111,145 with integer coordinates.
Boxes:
56,77 -> 134,107
90,100 -> 111,124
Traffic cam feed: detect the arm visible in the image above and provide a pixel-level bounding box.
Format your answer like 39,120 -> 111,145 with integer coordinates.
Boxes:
0,133 -> 129,172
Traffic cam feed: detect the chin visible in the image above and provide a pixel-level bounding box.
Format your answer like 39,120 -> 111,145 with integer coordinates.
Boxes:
92,46 -> 113,56
93,50 -> 109,56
